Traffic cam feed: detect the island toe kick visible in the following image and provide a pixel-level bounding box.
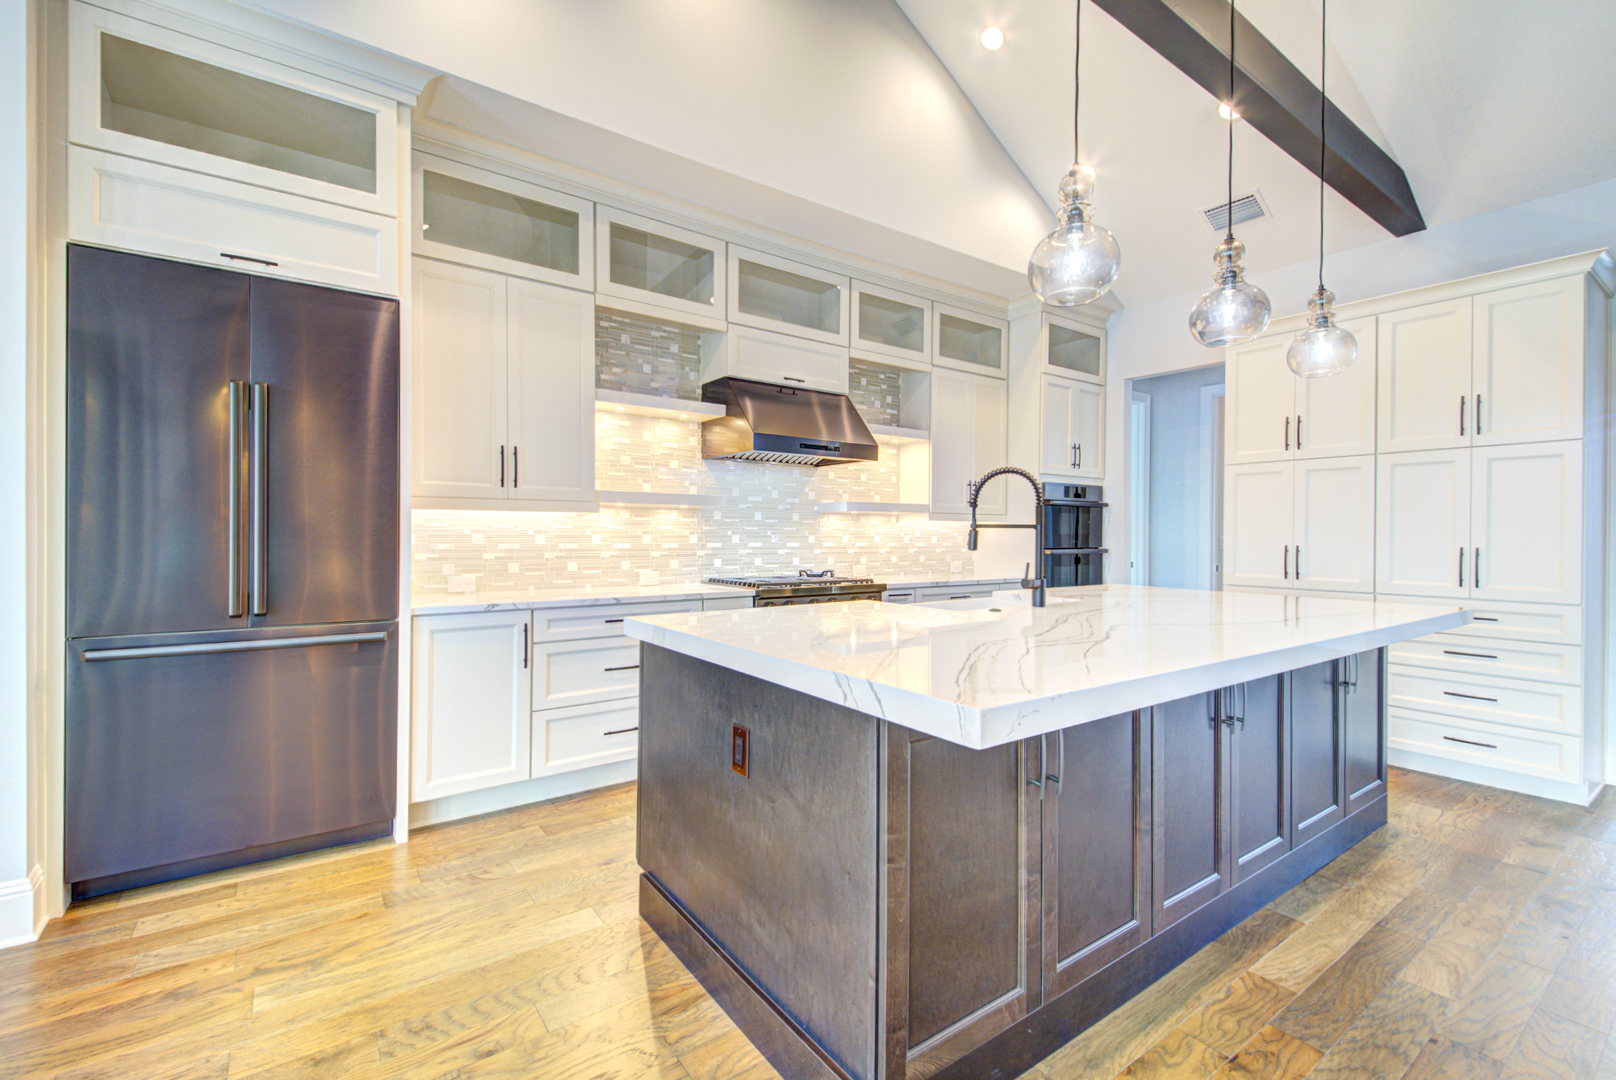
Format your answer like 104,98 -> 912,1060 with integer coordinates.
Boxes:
636,643 -> 1391,1080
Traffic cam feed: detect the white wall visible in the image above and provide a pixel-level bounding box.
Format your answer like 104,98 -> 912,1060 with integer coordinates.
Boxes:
1132,365 -> 1224,589
1103,176 -> 1616,586
243,0 -> 1052,278
0,0 -> 38,946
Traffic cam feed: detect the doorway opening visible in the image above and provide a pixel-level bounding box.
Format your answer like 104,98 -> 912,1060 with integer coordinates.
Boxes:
1127,366 -> 1225,590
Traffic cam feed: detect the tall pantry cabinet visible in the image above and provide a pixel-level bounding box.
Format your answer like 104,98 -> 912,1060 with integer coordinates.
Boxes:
1222,252 -> 1614,805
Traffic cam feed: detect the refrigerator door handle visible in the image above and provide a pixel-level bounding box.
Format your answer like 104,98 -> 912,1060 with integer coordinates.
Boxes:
250,382 -> 269,616
83,630 -> 389,662
228,381 -> 247,617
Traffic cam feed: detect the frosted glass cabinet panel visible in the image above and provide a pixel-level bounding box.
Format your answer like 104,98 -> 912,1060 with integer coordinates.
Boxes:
69,2 -> 398,215
414,154 -> 592,288
596,207 -> 725,322
852,280 -> 931,367
1045,315 -> 1104,382
935,304 -> 1008,377
728,247 -> 848,346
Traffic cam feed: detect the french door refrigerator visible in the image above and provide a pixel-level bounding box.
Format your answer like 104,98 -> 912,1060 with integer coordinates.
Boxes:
66,246 -> 401,898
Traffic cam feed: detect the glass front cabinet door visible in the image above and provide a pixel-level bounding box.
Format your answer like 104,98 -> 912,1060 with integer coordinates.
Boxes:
935,303 -> 1009,378
413,152 -> 594,290
69,1 -> 399,217
852,280 -> 932,369
1044,314 -> 1105,384
728,247 -> 849,347
595,207 -> 726,323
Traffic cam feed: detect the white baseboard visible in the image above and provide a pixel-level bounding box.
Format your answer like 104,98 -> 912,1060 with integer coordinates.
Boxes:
408,760 -> 638,829
1390,749 -> 1600,806
0,871 -> 41,950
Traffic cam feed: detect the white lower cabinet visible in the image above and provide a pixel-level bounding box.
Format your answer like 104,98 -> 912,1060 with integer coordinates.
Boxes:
1389,708 -> 1582,786
411,611 -> 533,802
534,699 -> 640,778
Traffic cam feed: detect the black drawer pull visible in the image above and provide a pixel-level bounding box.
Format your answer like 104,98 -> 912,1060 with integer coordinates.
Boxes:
604,664 -> 640,672
1443,690 -> 1499,702
220,252 -> 278,267
1443,650 -> 1499,659
603,727 -> 640,736
603,618 -> 625,623
1471,616 -> 1499,622
1442,735 -> 1498,749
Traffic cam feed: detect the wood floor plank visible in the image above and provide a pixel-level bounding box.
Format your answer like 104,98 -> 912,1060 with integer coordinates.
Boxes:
1267,875 -> 1351,925
1438,956 -> 1554,1061
1208,1025 -> 1322,1080
1496,1009 -> 1606,1080
1378,890 -> 1460,942
672,1024 -> 783,1080
1418,850 -> 1500,902
1113,1028 -> 1227,1080
1494,895 -> 1587,970
1177,972 -> 1296,1058
1247,907 -> 1375,995
1269,923 -> 1424,1050
1402,1036 -> 1504,1080
1400,862 -> 1545,1000
1305,978 -> 1448,1080
54,1048 -> 233,1080
1539,837 -> 1616,908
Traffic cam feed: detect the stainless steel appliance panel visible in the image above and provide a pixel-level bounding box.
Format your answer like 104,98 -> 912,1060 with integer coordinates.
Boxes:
67,246 -> 251,639
248,278 -> 400,626
65,621 -> 398,884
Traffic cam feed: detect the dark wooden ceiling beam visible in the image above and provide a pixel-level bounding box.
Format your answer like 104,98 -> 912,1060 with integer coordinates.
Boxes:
1091,0 -> 1425,236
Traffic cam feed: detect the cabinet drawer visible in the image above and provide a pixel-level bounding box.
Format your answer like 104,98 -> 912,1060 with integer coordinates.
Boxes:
723,325 -> 849,394
1389,708 -> 1581,785
1387,666 -> 1582,736
532,600 -> 702,642
533,699 -> 639,777
882,589 -> 918,604
701,596 -> 755,611
534,638 -> 641,708
1442,600 -> 1583,647
914,585 -> 999,601
1389,638 -> 1581,686
68,147 -> 398,296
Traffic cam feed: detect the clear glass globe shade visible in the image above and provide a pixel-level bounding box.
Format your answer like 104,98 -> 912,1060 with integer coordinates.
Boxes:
1286,324 -> 1358,377
1028,219 -> 1121,306
1189,280 -> 1271,347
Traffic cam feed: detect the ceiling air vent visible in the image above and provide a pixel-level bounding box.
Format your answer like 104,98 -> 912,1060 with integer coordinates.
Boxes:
1202,191 -> 1270,233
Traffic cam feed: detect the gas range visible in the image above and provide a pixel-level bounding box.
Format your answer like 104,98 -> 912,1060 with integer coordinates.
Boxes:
705,570 -> 886,607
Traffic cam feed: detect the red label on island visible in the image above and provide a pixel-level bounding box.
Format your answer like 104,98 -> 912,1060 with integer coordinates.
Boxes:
731,724 -> 749,777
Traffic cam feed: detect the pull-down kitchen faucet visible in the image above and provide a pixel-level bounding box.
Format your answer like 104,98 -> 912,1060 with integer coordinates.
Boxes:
966,466 -> 1047,608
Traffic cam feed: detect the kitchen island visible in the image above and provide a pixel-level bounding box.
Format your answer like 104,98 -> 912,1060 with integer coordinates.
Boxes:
625,586 -> 1469,1080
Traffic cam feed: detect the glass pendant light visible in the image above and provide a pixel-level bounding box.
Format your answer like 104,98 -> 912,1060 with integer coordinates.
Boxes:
1028,0 -> 1120,306
1189,0 -> 1270,346
1287,0 -> 1356,377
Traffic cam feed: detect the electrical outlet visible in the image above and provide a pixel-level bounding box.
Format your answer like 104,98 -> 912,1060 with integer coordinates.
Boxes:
638,569 -> 661,585
447,575 -> 476,594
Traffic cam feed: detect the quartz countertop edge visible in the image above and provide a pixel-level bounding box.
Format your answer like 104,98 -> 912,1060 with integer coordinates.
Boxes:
622,587 -> 1472,751
409,576 -> 1023,615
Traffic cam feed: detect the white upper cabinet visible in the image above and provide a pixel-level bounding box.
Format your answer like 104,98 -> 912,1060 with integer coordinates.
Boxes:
1376,449 -> 1472,599
412,260 -> 508,503
1376,298 -> 1474,453
1296,317 -> 1377,459
934,304 -> 1009,378
1294,456 -> 1375,593
69,2 -> 398,217
931,368 -> 1007,518
1043,314 -> 1105,383
728,247 -> 849,346
1225,337 -> 1294,465
413,153 -> 593,290
1040,376 -> 1103,479
709,325 -> 849,394
412,259 -> 596,512
595,207 -> 725,323
1472,278 -> 1584,446
1470,441 -> 1582,605
1223,461 -> 1294,588
851,281 -> 931,368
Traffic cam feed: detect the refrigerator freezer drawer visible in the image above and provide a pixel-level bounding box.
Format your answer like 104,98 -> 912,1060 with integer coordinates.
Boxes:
66,622 -> 398,886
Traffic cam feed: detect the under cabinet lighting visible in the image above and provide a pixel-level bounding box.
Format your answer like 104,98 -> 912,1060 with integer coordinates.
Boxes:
980,26 -> 1005,49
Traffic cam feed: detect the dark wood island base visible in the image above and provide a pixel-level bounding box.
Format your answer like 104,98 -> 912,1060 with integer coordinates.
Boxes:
636,644 -> 1390,1080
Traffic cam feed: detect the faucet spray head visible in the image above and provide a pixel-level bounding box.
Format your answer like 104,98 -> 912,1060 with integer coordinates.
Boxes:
967,527 -> 978,551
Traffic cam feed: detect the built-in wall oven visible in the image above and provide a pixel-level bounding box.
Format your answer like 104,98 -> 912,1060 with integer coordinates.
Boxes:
1042,484 -> 1106,588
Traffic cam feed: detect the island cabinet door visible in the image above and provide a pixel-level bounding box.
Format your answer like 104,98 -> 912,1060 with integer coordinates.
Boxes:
1151,692 -> 1231,933
1040,711 -> 1153,1000
1290,661 -> 1345,848
1343,649 -> 1388,816
884,729 -> 1042,1080
1228,676 -> 1292,884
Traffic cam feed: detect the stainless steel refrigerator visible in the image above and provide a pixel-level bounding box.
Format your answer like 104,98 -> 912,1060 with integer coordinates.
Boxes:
66,245 -> 401,898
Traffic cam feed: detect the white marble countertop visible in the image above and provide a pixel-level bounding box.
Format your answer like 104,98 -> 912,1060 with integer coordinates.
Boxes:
880,576 -> 1022,590
625,585 -> 1471,750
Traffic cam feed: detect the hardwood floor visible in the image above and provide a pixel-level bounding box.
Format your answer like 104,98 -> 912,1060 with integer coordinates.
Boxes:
3,767 -> 1613,1080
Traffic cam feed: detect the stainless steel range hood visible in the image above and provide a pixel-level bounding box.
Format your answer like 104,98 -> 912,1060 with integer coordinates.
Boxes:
700,378 -> 879,467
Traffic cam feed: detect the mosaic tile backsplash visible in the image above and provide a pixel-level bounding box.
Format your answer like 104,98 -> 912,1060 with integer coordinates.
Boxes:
594,309 -> 703,400
412,411 -> 974,599
847,357 -> 904,428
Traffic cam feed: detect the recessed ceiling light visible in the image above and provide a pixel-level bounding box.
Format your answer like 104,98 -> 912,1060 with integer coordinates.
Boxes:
980,26 -> 1005,50
1219,102 -> 1240,121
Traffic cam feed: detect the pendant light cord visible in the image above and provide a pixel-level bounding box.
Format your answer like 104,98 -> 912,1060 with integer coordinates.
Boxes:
1318,0 -> 1327,291
1226,0 -> 1235,242
1073,0 -> 1082,165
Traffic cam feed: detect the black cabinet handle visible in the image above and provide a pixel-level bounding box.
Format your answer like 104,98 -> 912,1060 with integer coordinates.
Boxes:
1475,394 -> 1482,435
1460,395 -> 1466,436
1443,649 -> 1498,660
1443,734 -> 1497,749
603,727 -> 640,736
603,618 -> 625,623
1284,416 -> 1290,451
604,664 -> 640,672
1295,546 -> 1301,579
1070,442 -> 1076,468
522,623 -> 528,668
512,446 -> 519,488
221,252 -> 278,267
500,446 -> 505,488
1283,545 -> 1289,580
1444,690 -> 1498,702
1472,616 -> 1499,622
1459,547 -> 1465,588
1474,548 -> 1480,588
1296,414 -> 1302,450
784,376 -> 806,383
